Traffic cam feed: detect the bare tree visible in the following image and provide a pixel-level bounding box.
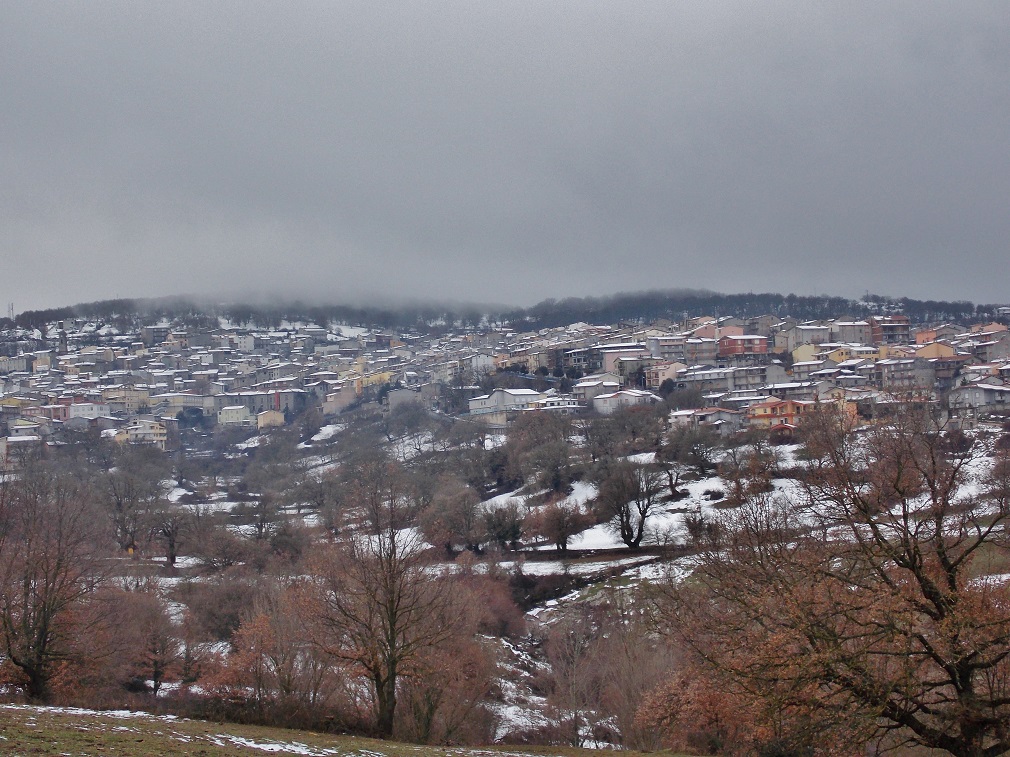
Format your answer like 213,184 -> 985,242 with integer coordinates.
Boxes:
219,582 -> 338,725
340,454 -> 417,534
658,425 -> 720,498
595,461 -> 665,549
309,527 -> 463,737
483,499 -> 525,551
418,477 -> 483,555
544,612 -> 600,747
717,434 -> 778,506
101,444 -> 169,553
147,503 -> 190,569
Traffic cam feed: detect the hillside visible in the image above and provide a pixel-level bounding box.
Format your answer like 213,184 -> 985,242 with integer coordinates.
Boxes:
0,705 -> 661,757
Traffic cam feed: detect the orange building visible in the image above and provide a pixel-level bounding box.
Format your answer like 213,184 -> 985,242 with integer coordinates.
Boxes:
748,397 -> 857,430
718,334 -> 769,358
747,398 -> 818,429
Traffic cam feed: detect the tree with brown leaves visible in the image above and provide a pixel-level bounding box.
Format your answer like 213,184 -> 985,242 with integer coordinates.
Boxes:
0,463 -> 109,702
659,404 -> 1010,757
530,495 -> 592,554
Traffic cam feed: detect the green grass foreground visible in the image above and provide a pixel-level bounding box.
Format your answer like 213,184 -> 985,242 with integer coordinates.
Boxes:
0,704 -> 666,757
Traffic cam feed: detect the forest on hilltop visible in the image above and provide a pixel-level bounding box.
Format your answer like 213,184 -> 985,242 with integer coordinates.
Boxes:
6,289 -> 1003,334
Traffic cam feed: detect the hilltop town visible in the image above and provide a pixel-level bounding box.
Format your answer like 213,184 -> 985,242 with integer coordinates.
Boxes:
2,304 -> 1010,460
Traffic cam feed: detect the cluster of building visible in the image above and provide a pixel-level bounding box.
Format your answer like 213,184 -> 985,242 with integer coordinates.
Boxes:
0,310 -> 1008,465
466,314 -> 1010,432
0,320 -> 409,465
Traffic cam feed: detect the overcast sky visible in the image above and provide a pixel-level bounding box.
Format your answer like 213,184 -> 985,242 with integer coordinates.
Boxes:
2,2 -> 1008,313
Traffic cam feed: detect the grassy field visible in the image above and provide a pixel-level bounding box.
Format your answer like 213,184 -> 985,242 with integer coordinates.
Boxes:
0,704 -> 659,757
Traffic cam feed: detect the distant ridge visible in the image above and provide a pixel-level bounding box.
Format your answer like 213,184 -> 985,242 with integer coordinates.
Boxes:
5,289 -> 1002,334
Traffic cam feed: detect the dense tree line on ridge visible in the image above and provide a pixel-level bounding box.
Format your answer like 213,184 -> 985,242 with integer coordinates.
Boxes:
6,289 -> 1006,335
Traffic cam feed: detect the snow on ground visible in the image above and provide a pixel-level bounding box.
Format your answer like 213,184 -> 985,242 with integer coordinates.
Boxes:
484,433 -> 507,450
150,555 -> 202,569
625,451 -> 656,464
498,554 -> 655,577
490,698 -> 552,743
482,482 -> 597,521
490,638 -> 552,742
227,524 -> 262,537
774,443 -> 806,468
205,734 -> 329,754
565,524 -> 624,550
565,480 -> 598,506
526,587 -> 589,621
352,526 -> 433,555
306,458 -> 340,476
770,475 -> 806,502
179,500 -> 244,513
0,704 -> 179,721
333,324 -> 368,338
162,599 -> 189,623
0,704 -> 371,755
559,485 -> 702,552
622,555 -> 698,583
166,486 -> 189,502
310,423 -> 343,443
481,489 -> 525,510
298,454 -> 332,469
390,432 -> 434,461
299,512 -> 323,527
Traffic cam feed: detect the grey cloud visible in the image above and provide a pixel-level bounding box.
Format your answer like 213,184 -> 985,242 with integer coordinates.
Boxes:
2,2 -> 1008,311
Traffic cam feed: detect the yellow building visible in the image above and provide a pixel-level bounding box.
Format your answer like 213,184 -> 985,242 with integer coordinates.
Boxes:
257,410 -> 286,430
352,370 -> 396,396
102,386 -> 151,414
117,419 -> 167,450
791,343 -> 821,364
914,341 -> 957,359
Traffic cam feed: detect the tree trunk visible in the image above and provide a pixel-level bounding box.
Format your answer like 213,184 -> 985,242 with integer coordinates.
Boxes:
23,664 -> 49,703
375,672 -> 397,738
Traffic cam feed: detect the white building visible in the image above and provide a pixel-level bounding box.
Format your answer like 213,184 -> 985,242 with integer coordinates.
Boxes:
592,389 -> 663,415
68,402 -> 112,420
120,419 -> 168,450
469,388 -> 545,416
218,405 -> 254,427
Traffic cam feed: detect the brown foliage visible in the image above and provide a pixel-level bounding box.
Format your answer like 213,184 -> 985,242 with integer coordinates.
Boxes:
527,495 -> 592,553
203,583 -> 343,728
657,404 -> 1010,756
0,463 -> 112,702
541,595 -> 676,750
636,668 -> 757,755
107,584 -> 183,697
396,635 -> 498,744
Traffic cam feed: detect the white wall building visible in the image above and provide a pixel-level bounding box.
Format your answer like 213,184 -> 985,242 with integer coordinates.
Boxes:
592,389 -> 663,415
469,388 -> 545,416
68,402 -> 112,420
